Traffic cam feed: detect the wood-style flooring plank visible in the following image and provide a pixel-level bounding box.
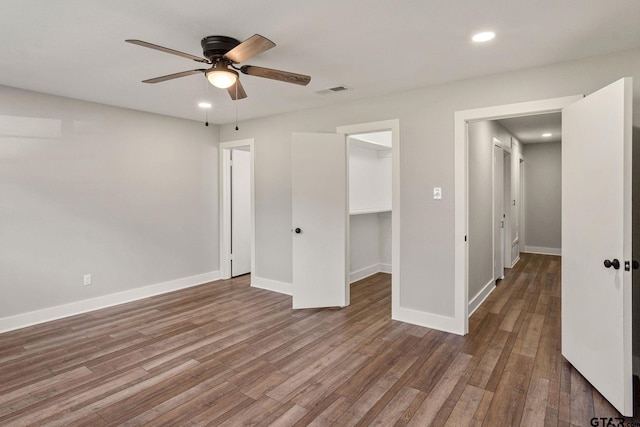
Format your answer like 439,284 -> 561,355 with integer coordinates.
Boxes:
0,255 -> 635,425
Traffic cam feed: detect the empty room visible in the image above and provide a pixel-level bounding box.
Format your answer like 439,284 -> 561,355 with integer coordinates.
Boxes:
1,1 -> 640,425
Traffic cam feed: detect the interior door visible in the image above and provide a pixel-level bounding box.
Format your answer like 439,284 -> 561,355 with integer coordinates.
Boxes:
493,145 -> 505,280
562,77 -> 633,416
292,132 -> 348,309
231,148 -> 251,277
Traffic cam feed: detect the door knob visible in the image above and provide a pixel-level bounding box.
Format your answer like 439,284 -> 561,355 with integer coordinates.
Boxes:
604,259 -> 620,269
294,228 -> 301,234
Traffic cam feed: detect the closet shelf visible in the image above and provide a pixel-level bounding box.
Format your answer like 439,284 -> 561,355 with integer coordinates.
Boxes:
349,208 -> 392,215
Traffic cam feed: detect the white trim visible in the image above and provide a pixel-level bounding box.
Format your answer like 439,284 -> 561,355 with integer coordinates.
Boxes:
219,139 -> 255,281
0,271 -> 220,334
510,255 -> 520,268
337,119 -> 400,321
349,263 -> 392,284
524,246 -> 562,256
468,279 -> 496,317
454,95 -> 582,335
393,306 -> 459,335
350,265 -> 380,283
251,276 -> 293,296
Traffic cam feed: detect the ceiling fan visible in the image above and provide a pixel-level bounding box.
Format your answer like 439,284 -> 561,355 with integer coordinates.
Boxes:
125,34 -> 311,100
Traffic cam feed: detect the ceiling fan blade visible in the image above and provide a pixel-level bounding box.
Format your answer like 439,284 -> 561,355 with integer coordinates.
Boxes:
227,80 -> 248,100
240,65 -> 311,86
142,69 -> 206,83
126,39 -> 210,64
224,34 -> 275,63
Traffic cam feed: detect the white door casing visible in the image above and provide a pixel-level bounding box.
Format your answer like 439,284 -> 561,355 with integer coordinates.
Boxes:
455,95 -> 582,335
292,132 -> 348,309
561,77 -> 633,416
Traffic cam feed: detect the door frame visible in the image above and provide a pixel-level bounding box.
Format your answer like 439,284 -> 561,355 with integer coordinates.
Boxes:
337,119 -> 400,318
219,138 -> 255,280
454,95 -> 582,334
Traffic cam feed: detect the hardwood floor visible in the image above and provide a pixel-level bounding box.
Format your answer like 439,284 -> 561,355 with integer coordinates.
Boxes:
0,253 -> 636,426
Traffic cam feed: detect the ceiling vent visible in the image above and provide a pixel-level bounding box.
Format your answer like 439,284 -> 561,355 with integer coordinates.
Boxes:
314,85 -> 350,95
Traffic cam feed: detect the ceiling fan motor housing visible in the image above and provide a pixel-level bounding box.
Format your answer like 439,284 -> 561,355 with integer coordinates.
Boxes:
201,35 -> 240,61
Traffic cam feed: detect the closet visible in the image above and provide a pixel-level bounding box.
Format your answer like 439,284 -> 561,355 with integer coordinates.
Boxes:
348,131 -> 392,283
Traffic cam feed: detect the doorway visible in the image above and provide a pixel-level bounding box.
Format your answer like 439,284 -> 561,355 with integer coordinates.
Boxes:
291,120 -> 400,311
455,82 -> 635,416
337,120 -> 400,317
347,131 -> 392,284
454,95 -> 581,334
219,139 -> 255,280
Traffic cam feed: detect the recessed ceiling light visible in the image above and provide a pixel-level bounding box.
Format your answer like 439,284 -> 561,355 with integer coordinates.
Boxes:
542,133 -> 552,137
198,102 -> 212,109
472,31 -> 496,43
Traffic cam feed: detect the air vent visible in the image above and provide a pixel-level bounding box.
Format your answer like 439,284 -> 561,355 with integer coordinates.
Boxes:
314,85 -> 350,95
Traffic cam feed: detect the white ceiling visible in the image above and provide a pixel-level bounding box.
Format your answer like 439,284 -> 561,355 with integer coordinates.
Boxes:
497,113 -> 562,144
2,1 -> 639,125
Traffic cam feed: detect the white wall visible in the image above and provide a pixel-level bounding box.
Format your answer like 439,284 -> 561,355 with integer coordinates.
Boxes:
523,141 -> 562,254
467,121 -> 516,303
0,86 -> 219,322
349,142 -> 392,213
219,47 -> 640,323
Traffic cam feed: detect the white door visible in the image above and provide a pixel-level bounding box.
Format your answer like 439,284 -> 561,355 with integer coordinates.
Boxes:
493,145 -> 505,280
292,132 -> 348,309
231,148 -> 251,277
503,150 -> 512,269
562,78 -> 633,416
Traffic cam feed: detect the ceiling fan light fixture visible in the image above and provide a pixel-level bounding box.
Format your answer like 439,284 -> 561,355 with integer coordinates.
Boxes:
206,62 -> 238,88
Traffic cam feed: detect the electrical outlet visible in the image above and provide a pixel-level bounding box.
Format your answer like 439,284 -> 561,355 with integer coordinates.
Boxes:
83,274 -> 92,286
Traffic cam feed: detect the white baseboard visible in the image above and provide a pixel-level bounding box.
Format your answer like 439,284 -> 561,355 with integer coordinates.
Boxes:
468,279 -> 496,317
524,246 -> 561,256
379,263 -> 392,274
392,305 -> 462,335
0,271 -> 220,334
251,276 -> 293,296
349,263 -> 392,283
510,256 -> 520,268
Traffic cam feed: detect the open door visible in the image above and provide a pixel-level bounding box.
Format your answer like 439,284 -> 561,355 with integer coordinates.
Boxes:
231,148 -> 251,277
562,78 -> 633,416
292,132 -> 349,309
493,144 -> 505,281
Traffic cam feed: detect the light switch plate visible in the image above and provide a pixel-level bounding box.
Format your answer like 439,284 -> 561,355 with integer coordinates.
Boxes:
433,187 -> 442,200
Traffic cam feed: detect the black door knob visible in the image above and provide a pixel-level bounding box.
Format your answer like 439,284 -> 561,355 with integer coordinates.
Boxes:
604,259 -> 620,269
294,228 -> 301,234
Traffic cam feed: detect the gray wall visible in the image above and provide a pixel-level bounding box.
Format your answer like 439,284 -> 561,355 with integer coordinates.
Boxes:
523,142 -> 562,252
467,120 -> 516,302
0,86 -> 219,317
350,214 -> 382,274
4,47 -> 640,330
220,47 -> 640,319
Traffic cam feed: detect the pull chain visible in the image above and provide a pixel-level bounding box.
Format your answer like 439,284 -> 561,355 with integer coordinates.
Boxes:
235,82 -> 239,131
